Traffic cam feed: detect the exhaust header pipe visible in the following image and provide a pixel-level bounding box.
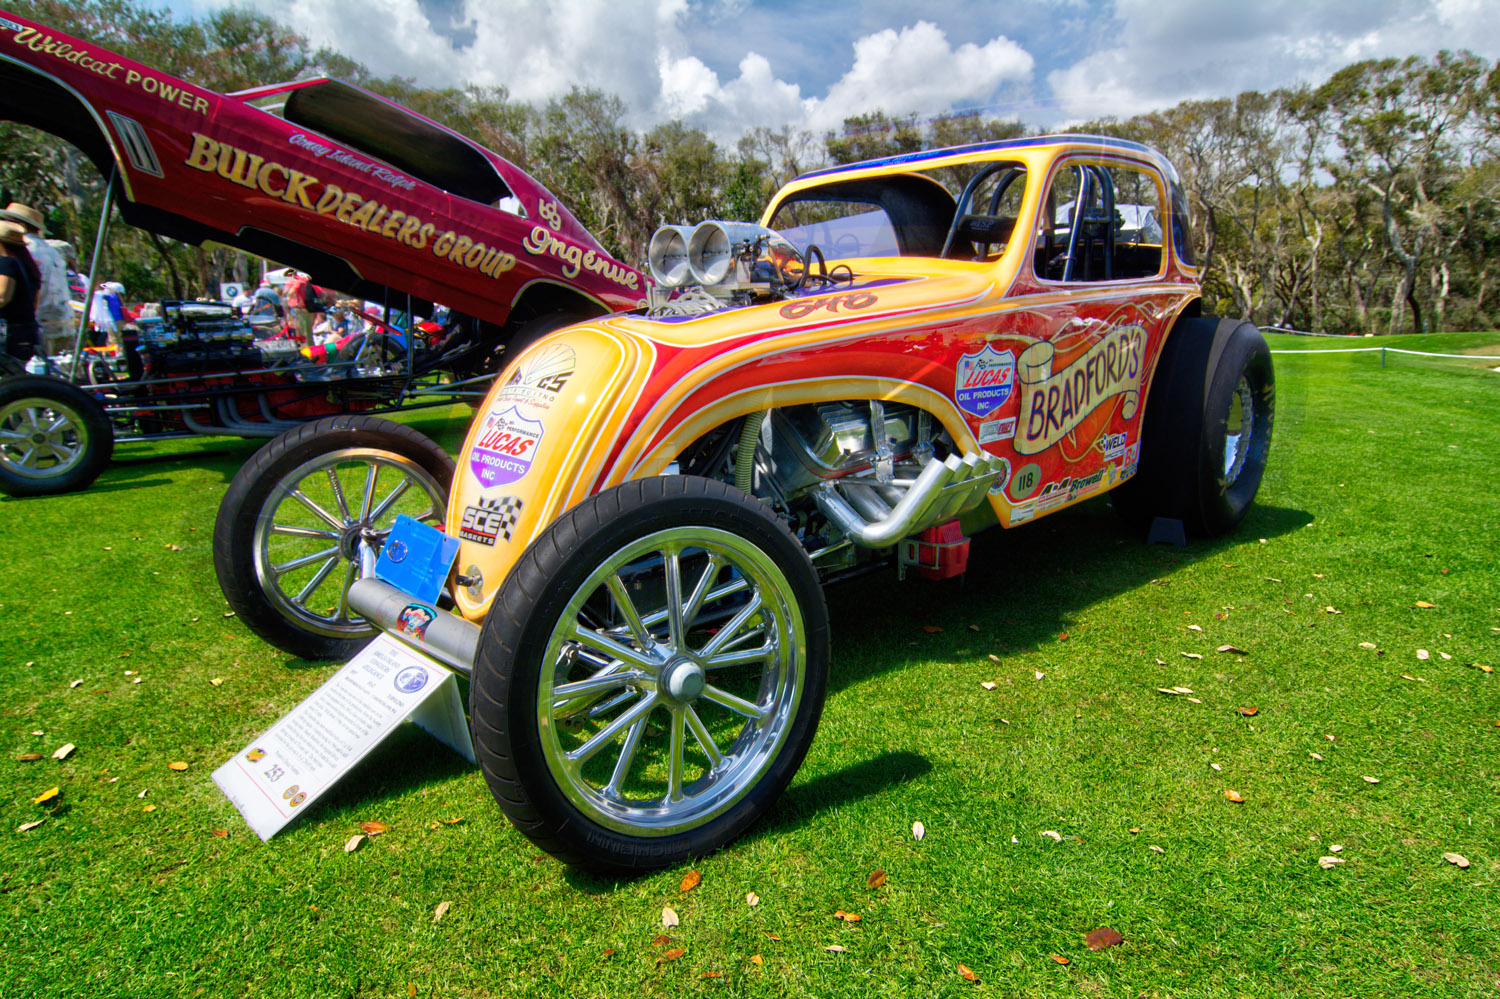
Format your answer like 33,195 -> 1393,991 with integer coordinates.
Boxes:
813,451 -> 1006,548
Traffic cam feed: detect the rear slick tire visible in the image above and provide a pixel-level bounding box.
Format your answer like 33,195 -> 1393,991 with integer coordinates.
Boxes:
470,475 -> 829,875
1111,317 -> 1274,536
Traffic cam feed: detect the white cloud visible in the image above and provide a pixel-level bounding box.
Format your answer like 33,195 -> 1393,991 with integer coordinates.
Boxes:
1045,0 -> 1500,124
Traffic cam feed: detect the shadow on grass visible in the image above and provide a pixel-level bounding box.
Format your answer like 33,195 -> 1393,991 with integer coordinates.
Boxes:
562,749 -> 933,892
822,498 -> 1313,695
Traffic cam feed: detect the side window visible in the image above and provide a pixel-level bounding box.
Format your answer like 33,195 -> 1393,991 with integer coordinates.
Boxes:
1036,162 -> 1164,282
948,166 -> 1027,260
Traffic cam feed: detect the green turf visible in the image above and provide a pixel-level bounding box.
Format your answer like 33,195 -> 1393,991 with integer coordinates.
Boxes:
1,336 -> 1496,998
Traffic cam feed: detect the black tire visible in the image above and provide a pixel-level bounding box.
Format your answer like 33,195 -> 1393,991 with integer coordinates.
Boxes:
0,375 -> 114,497
213,414 -> 455,660
471,475 -> 830,875
1111,317 -> 1274,536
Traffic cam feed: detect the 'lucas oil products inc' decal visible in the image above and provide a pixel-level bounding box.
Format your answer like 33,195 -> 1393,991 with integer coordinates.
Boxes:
955,345 -> 1016,418
468,407 -> 543,488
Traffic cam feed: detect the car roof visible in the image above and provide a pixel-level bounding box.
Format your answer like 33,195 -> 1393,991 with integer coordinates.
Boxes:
793,133 -> 1167,184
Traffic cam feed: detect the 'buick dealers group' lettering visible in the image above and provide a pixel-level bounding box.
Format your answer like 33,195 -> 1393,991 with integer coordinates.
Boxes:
1015,325 -> 1145,455
183,132 -> 516,280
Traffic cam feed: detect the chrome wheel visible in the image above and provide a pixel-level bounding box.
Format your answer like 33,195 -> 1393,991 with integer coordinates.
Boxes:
537,526 -> 807,837
251,447 -> 446,640
1222,374 -> 1254,485
0,395 -> 89,482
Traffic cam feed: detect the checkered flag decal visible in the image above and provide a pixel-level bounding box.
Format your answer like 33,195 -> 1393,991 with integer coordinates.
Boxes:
459,495 -> 524,545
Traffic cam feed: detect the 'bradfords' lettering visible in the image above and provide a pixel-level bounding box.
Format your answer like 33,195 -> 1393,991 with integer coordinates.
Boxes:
7,26 -> 210,114
183,133 -> 515,280
1015,325 -> 1145,456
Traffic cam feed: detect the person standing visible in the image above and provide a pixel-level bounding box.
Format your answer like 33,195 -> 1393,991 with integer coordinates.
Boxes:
0,220 -> 41,364
0,203 -> 70,356
282,268 -> 313,341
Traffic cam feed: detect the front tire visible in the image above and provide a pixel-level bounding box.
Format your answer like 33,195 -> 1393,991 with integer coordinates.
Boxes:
0,376 -> 114,497
471,476 -> 829,874
1111,317 -> 1274,535
213,415 -> 455,660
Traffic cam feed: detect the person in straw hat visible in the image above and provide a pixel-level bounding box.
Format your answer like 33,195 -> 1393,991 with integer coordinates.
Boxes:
0,219 -> 42,363
0,203 -> 71,356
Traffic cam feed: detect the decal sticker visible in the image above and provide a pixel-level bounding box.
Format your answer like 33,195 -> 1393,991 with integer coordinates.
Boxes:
1036,478 -> 1072,512
1010,500 -> 1036,525
0,16 -> 23,32
1120,443 -> 1141,480
1067,468 -> 1107,500
8,27 -> 212,113
459,496 -> 524,546
288,132 -> 416,190
779,291 -> 878,320
1016,325 -> 1145,456
469,406 -> 543,488
246,748 -> 266,763
978,416 -> 1016,444
1097,432 -> 1129,460
494,344 -> 575,412
281,785 -> 300,800
393,661 -> 431,692
986,456 -> 1012,496
289,792 -> 307,807
1009,462 -> 1042,501
395,605 -> 435,643
384,540 -> 408,563
955,345 -> 1016,418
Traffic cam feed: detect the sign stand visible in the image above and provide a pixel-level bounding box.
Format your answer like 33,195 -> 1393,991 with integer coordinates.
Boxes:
213,634 -> 473,841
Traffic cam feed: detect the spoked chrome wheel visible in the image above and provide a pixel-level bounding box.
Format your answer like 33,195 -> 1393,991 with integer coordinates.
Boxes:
252,448 -> 446,640
540,526 -> 806,836
471,475 -> 829,873
0,376 -> 114,497
214,416 -> 456,660
0,395 -> 88,481
1222,374 -> 1255,486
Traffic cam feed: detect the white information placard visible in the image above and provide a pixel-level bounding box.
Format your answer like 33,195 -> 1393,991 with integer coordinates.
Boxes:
213,634 -> 473,841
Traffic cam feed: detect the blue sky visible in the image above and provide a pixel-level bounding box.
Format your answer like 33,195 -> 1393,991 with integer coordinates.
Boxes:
180,0 -> 1499,140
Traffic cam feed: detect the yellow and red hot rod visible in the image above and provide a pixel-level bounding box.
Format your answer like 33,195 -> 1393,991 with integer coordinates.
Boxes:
214,134 -> 1273,873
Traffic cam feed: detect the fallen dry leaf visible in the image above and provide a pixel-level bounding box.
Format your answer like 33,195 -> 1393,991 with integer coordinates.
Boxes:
142,804 -> 156,813
1310,752 -> 1324,761
1182,652 -> 1203,660
1416,649 -> 1430,661
168,761 -> 189,771
1188,624 -> 1203,632
209,678 -> 224,687
1400,674 -> 1426,682
1475,663 -> 1493,674
680,869 -> 702,893
1041,829 -> 1063,842
980,680 -> 997,690
1363,776 -> 1381,784
17,819 -> 45,832
867,869 -> 887,888
1217,645 -> 1247,655
433,901 -> 451,922
662,907 -> 680,928
1359,642 -> 1378,650
440,817 -> 464,825
968,624 -> 979,632
912,820 -> 926,841
1085,927 -> 1124,951
1156,687 -> 1181,695
1330,844 -> 1344,853
824,945 -> 848,954
1325,606 -> 1342,615
1211,762 -> 1223,772
1034,670 -> 1045,680
750,954 -> 763,965
958,963 -> 979,982
842,912 -> 862,923
1439,652 -> 1452,661
1173,686 -> 1193,694
988,654 -> 1002,665
600,948 -> 615,959
1129,827 -> 1141,834
1318,856 -> 1345,869
651,934 -> 673,948
1148,845 -> 1165,854
31,786 -> 59,805
1442,852 -> 1470,869
1236,706 -> 1260,717
660,947 -> 686,962
1187,697 -> 1203,704
1050,954 -> 1070,965
16,753 -> 42,762
1414,601 -> 1436,609
701,971 -> 723,979
51,744 -> 75,761
1224,790 -> 1245,803
922,625 -> 943,633
69,680 -> 82,689
359,821 -> 390,836
211,829 -> 228,838
344,834 -> 365,853
746,891 -> 760,906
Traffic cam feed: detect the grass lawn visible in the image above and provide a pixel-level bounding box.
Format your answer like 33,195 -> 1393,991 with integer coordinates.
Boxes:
1,332 -> 1496,998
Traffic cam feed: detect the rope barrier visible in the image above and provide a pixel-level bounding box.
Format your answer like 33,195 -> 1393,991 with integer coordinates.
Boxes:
1269,347 -> 1500,359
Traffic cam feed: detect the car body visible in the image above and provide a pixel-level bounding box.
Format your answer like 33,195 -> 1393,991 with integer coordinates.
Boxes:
218,130 -> 1275,873
0,9 -> 645,327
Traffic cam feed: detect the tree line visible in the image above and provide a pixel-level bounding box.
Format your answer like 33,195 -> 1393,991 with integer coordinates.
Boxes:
4,0 -> 1498,334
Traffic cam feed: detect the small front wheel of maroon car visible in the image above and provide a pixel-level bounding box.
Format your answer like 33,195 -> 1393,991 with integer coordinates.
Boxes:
213,415 -> 455,660
470,476 -> 830,875
0,375 -> 114,497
